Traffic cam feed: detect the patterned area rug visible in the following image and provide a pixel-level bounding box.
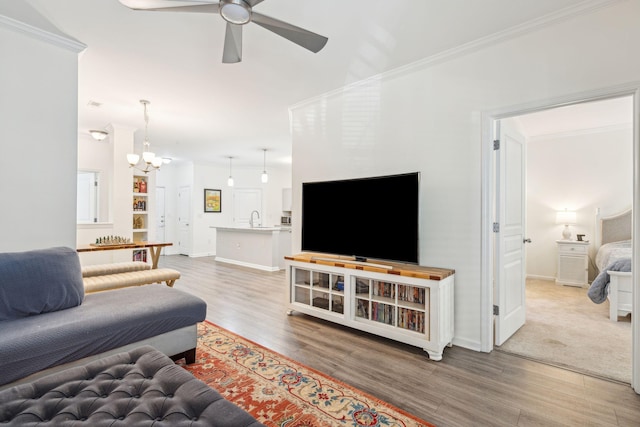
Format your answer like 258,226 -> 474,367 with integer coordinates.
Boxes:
179,321 -> 435,427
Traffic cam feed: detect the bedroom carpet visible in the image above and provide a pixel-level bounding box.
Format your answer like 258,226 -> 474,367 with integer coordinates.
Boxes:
496,279 -> 632,383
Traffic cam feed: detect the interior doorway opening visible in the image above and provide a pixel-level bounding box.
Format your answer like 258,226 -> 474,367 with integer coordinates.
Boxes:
491,95 -> 634,384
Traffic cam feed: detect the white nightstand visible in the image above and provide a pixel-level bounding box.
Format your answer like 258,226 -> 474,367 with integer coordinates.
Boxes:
555,240 -> 589,287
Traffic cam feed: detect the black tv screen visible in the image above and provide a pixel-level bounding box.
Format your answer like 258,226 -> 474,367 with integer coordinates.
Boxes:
301,172 -> 420,264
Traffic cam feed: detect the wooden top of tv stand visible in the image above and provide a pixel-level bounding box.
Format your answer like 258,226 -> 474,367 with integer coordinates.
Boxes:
284,253 -> 454,281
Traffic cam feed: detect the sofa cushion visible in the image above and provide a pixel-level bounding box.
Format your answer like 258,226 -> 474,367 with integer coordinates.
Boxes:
0,284 -> 206,386
0,247 -> 84,321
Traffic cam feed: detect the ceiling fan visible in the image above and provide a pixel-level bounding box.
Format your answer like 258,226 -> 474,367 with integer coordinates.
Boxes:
119,0 -> 328,63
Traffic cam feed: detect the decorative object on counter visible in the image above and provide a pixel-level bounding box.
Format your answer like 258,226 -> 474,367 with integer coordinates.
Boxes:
204,189 -> 222,213
576,234 -> 586,242
92,236 -> 132,246
556,208 -> 577,240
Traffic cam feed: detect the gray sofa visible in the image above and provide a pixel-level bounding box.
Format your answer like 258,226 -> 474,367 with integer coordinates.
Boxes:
0,247 -> 207,388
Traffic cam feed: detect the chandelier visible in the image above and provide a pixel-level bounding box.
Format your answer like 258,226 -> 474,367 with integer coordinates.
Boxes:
126,100 -> 169,173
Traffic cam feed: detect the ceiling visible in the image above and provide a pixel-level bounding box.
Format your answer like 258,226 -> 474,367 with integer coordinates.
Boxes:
23,0 -> 610,168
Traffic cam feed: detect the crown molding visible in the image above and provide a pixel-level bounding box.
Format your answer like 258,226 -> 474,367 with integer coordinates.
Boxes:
291,0 -> 623,111
0,14 -> 86,53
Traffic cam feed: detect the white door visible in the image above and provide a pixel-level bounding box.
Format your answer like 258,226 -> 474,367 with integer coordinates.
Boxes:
178,186 -> 191,255
494,119 -> 527,345
155,186 -> 166,247
233,189 -> 262,226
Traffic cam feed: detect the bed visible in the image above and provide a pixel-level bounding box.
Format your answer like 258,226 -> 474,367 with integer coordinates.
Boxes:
589,208 -> 632,321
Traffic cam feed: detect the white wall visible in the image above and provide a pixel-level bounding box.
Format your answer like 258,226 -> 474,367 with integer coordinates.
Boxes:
76,125 -> 137,265
526,126 -> 632,281
290,1 -> 640,351
0,5 -> 84,252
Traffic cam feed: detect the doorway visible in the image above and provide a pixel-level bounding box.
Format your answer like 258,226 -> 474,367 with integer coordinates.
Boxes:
178,186 -> 191,255
155,186 -> 166,248
484,90 -> 638,390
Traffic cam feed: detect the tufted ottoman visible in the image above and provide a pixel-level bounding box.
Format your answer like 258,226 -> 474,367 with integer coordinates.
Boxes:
0,346 -> 265,427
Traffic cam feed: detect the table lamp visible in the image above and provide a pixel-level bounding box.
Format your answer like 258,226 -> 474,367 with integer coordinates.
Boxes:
556,209 -> 577,240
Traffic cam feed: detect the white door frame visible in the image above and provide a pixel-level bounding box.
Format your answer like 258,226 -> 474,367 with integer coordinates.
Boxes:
480,83 -> 640,393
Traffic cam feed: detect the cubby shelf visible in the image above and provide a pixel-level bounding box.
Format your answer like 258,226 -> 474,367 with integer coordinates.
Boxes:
132,175 -> 149,262
285,253 -> 455,361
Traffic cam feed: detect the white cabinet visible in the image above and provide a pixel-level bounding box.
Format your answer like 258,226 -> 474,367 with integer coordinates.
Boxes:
555,240 -> 589,287
282,188 -> 292,212
215,227 -> 288,271
286,254 -> 455,360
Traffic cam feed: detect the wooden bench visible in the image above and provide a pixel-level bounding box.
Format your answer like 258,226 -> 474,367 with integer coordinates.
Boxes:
81,262 -> 180,294
81,261 -> 151,277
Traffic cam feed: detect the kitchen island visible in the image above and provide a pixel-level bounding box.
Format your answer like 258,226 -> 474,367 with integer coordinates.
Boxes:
213,226 -> 291,271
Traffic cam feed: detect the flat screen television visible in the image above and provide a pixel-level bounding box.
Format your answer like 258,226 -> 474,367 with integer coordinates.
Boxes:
301,172 -> 420,264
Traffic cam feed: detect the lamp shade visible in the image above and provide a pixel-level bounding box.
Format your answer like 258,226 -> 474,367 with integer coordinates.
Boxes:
556,210 -> 577,225
126,153 -> 140,166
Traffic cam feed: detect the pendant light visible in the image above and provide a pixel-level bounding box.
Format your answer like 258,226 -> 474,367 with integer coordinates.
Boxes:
261,149 -> 269,183
126,100 -> 167,173
227,156 -> 234,187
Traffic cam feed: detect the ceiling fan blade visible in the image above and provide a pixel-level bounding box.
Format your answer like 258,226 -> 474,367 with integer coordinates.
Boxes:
222,22 -> 242,63
245,0 -> 266,7
251,12 -> 327,53
119,0 -> 220,13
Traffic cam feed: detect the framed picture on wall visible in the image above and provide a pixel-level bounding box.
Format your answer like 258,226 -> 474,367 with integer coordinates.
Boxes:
204,189 -> 221,213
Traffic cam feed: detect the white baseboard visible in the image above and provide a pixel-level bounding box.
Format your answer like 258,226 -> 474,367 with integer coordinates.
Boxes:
452,336 -> 483,352
188,252 -> 215,258
526,274 -> 555,281
215,257 -> 281,272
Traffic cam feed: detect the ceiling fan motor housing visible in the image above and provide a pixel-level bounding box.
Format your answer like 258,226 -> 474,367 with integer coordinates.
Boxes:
220,0 -> 252,25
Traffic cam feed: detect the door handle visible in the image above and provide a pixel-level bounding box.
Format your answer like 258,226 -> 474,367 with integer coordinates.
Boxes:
523,238 -> 532,243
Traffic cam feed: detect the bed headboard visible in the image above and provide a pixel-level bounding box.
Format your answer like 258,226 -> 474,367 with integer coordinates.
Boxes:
596,208 -> 632,247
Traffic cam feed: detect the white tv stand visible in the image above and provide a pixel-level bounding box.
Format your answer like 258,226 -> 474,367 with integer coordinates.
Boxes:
285,253 -> 455,361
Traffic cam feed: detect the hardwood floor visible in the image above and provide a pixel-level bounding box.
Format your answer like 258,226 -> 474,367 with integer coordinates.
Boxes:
160,255 -> 640,427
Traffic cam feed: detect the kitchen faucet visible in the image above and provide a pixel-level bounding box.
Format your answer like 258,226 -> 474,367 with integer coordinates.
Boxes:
250,210 -> 260,228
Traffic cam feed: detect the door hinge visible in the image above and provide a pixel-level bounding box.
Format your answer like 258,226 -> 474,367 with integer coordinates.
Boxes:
493,305 -> 499,315
493,222 -> 499,232
94,181 -> 98,187
493,139 -> 500,150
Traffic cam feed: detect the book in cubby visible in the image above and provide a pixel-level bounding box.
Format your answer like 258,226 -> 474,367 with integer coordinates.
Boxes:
373,281 -> 395,299
371,301 -> 395,325
398,284 -> 427,305
133,249 -> 147,262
